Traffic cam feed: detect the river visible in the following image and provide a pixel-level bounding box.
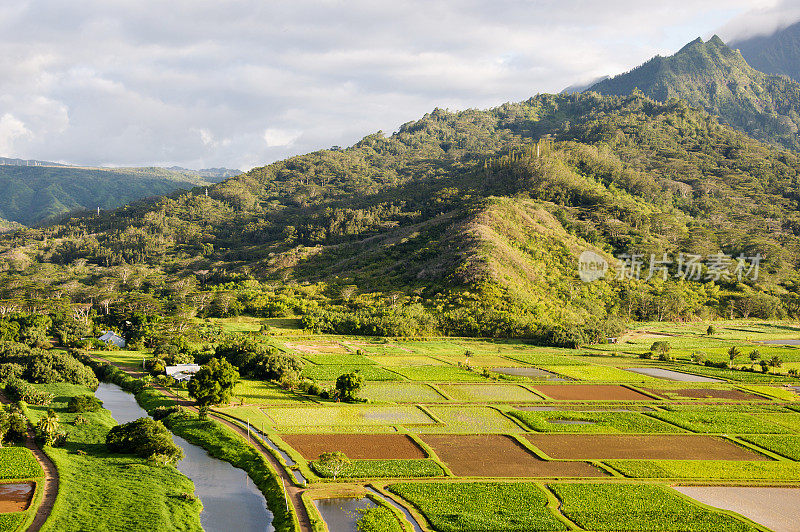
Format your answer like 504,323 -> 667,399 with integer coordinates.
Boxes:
94,382 -> 273,532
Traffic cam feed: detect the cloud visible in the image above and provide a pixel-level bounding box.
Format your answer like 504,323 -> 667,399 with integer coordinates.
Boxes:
0,0 -> 774,170
718,0 -> 800,42
0,113 -> 32,156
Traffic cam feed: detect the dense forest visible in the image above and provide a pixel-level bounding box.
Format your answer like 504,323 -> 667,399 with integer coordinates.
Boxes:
0,91 -> 799,345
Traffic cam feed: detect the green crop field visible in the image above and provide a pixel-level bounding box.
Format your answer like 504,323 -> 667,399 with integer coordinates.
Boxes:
302,354 -> 377,365
301,364 -> 402,381
549,483 -> 757,531
0,447 -> 43,480
649,409 -> 792,434
389,366 -> 489,382
416,406 -> 523,433
753,413 -> 800,432
358,382 -> 447,403
389,482 -> 567,532
508,410 -> 683,433
234,378 -> 315,404
311,459 -> 445,478
259,405 -> 437,429
606,460 -> 800,480
739,434 -> 800,460
543,365 -> 660,382
437,383 -> 542,402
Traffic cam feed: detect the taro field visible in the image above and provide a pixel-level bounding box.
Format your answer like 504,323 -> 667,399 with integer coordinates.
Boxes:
205,321 -> 800,531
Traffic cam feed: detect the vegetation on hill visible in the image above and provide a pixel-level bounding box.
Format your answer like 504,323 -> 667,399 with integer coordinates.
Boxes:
0,92 -> 799,343
589,36 -> 800,152
0,165 -> 222,226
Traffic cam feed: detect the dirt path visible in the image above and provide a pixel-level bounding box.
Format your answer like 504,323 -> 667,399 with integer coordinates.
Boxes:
0,391 -> 59,532
87,354 -> 312,532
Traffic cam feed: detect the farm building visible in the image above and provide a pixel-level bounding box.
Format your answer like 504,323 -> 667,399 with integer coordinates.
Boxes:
98,331 -> 126,348
166,363 -> 201,382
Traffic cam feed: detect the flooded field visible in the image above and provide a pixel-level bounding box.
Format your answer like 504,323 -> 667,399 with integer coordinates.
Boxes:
676,486 -> 800,532
0,482 -> 34,512
625,367 -> 722,382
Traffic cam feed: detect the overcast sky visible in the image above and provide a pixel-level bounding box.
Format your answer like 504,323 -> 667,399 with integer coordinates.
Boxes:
0,0 -> 796,171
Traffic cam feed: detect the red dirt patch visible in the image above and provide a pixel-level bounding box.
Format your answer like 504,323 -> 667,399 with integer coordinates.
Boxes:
525,434 -> 769,460
529,384 -> 654,401
0,482 -> 34,512
420,434 -> 605,477
643,388 -> 767,401
280,434 -> 427,460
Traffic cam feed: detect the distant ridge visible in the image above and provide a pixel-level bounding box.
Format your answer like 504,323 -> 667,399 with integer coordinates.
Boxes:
730,21 -> 800,83
588,35 -> 800,151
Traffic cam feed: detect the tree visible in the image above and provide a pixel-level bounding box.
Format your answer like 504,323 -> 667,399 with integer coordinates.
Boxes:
187,357 -> 239,406
728,346 -> 741,365
706,325 -> 715,336
106,417 -> 184,464
316,451 -> 351,480
749,350 -> 761,364
35,409 -> 65,447
335,371 -> 364,402
650,341 -> 671,356
67,394 -> 103,413
769,355 -> 783,373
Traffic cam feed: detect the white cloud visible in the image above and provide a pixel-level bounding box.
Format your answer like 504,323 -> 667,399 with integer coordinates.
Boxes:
0,0 -> 779,170
263,128 -> 301,148
0,113 -> 32,156
718,0 -> 800,41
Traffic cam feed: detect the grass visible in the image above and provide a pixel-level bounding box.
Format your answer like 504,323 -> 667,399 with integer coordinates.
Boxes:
310,459 -> 445,479
301,365 -> 402,381
649,409 -> 792,434
234,378 -> 313,404
606,460 -> 800,480
549,483 -> 757,531
437,384 -> 542,402
388,482 -> 567,532
21,383 -> 203,532
0,447 -> 43,480
0,514 -> 25,532
543,365 -> 660,382
739,434 -> 800,460
389,366 -> 488,382
416,406 -> 523,433
508,410 -> 684,434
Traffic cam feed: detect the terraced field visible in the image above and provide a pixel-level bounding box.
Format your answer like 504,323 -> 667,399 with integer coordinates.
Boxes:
200,321 -> 800,531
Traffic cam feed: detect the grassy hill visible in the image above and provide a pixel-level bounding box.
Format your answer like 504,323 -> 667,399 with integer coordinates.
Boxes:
589,36 -> 800,151
2,92 -> 800,341
0,164 -> 239,226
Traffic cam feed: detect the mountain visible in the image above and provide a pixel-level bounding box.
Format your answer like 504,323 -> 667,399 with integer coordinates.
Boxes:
3,92 -> 800,342
0,164 -> 224,226
730,21 -> 800,82
588,35 -> 800,151
561,76 -> 608,95
165,167 -> 242,182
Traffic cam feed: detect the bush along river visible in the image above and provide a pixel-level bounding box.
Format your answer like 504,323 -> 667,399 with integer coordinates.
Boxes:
95,382 -> 274,532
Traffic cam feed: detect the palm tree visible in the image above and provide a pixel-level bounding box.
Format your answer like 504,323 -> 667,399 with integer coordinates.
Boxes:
769,355 -> 783,373
727,346 -> 741,367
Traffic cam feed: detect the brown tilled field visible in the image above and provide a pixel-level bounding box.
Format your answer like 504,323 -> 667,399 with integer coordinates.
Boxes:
528,384 -> 654,401
280,433 -> 427,459
643,388 -> 767,401
420,434 -> 605,477
524,434 -> 769,460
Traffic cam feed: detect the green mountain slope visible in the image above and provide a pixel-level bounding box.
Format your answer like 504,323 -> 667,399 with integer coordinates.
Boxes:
3,93 -> 800,341
588,36 -> 800,151
0,165 -> 234,226
730,22 -> 800,82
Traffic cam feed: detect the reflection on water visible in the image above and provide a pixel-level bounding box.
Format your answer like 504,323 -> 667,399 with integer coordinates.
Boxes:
314,497 -> 376,532
95,383 -> 273,532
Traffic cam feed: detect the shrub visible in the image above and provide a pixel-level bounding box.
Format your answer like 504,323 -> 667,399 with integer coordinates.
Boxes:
5,378 -> 54,405
106,418 -> 184,464
67,394 -> 103,413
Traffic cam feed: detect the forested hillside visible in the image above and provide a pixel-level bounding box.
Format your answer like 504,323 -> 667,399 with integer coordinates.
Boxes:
0,165 -> 236,226
589,36 -> 800,152
1,92 -> 799,345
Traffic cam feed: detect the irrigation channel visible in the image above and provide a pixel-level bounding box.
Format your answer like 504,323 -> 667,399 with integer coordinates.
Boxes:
94,382 -> 274,532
